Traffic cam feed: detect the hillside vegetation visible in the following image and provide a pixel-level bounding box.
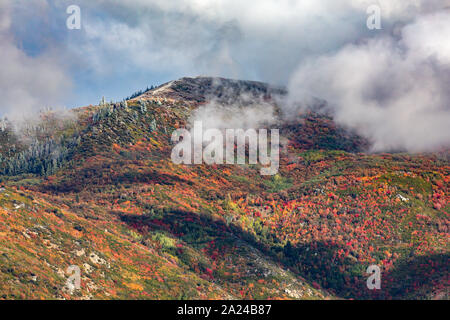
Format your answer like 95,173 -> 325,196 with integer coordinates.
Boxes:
0,77 -> 448,300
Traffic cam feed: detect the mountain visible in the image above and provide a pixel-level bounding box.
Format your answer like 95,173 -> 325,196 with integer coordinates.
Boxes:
134,76 -> 286,104
0,77 -> 448,300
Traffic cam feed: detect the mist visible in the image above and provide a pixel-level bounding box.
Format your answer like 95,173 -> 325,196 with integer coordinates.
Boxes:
286,11 -> 450,152
0,0 -> 72,123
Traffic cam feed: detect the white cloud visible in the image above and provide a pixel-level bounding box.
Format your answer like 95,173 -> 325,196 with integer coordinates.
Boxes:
287,11 -> 450,152
402,12 -> 450,64
190,99 -> 277,131
0,0 -> 71,121
78,0 -> 448,82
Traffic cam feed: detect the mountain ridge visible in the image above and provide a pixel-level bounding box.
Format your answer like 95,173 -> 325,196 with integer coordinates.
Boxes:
132,76 -> 287,105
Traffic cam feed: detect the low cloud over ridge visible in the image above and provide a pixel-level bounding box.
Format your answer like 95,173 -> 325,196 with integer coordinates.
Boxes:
287,11 -> 450,152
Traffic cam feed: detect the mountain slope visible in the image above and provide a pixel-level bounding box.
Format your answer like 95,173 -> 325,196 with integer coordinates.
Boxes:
0,77 -> 448,300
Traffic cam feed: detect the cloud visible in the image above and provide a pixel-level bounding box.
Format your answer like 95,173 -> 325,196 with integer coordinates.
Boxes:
287,11 -> 450,152
0,0 -> 12,32
189,99 -> 278,131
0,0 -> 72,122
57,1 -> 394,80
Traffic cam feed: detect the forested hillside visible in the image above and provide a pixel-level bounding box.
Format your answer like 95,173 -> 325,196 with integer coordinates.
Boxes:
0,77 -> 448,300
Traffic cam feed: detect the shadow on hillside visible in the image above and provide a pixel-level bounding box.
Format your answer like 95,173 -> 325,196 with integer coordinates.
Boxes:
39,167 -> 193,194
382,253 -> 449,299
118,209 -> 449,300
280,241 -> 449,300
